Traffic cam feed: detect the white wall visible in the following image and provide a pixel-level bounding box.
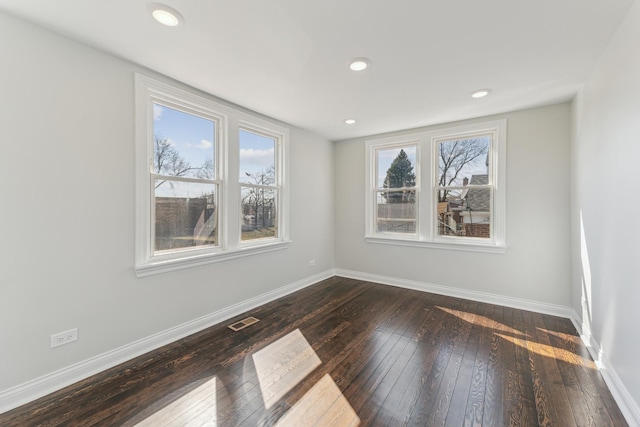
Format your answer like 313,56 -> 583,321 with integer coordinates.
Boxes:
572,0 -> 640,421
335,103 -> 572,307
0,12 -> 334,394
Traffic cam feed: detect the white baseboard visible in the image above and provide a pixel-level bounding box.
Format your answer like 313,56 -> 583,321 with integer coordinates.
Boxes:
335,268 -> 640,427
334,268 -> 576,318
574,322 -> 640,427
0,270 -> 334,415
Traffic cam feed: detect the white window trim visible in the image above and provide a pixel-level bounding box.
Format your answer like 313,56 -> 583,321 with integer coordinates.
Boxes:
135,74 -> 290,277
365,119 -> 506,254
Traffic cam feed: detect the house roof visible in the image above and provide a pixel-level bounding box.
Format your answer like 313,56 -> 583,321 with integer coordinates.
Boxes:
465,175 -> 491,212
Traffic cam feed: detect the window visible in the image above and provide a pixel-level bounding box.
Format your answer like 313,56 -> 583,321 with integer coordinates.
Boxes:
135,75 -> 289,276
373,144 -> 418,236
239,128 -> 280,243
365,120 -> 506,252
152,103 -> 219,253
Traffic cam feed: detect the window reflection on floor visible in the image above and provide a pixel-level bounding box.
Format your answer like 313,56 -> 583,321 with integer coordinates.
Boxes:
253,328 -> 360,426
134,328 -> 360,426
135,376 -> 220,426
252,328 -> 322,409
275,373 -> 360,427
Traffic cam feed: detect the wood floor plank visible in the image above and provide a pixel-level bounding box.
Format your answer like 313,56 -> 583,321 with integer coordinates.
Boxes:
482,304 -> 506,427
444,299 -> 491,427
0,277 -> 628,427
511,308 -> 538,427
416,300 -> 478,427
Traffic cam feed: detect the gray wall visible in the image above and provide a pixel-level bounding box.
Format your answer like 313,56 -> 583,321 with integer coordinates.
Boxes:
335,103 -> 573,306
572,0 -> 640,414
0,12 -> 334,391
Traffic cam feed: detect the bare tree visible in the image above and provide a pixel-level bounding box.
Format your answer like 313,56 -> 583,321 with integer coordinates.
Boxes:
241,166 -> 275,229
438,138 -> 488,202
154,137 -> 213,188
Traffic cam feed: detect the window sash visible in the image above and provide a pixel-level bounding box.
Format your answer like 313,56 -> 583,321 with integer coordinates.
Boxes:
434,186 -> 494,241
374,190 -> 417,235
151,179 -> 219,255
240,186 -> 279,242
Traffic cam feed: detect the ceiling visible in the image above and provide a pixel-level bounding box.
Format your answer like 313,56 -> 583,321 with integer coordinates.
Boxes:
0,0 -> 633,141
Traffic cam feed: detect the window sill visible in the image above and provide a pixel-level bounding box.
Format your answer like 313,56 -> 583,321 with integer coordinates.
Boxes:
135,240 -> 291,277
365,236 -> 506,254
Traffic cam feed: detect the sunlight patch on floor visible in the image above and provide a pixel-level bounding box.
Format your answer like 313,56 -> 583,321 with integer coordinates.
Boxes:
438,306 -> 524,336
275,374 -> 360,427
496,333 -> 596,368
252,328 -> 322,409
135,376 -> 219,426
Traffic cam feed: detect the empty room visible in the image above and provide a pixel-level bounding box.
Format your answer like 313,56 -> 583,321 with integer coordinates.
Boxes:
1,0 -> 639,425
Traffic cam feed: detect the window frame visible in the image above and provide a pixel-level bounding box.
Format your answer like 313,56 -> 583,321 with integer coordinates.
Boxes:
238,123 -> 285,246
365,119 -> 506,253
367,141 -> 420,239
135,74 -> 290,277
149,99 -> 223,257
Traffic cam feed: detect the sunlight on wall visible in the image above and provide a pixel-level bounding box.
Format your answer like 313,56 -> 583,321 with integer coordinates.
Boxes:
135,376 -> 218,426
579,211 -> 593,339
252,328 -> 322,409
275,373 -> 360,426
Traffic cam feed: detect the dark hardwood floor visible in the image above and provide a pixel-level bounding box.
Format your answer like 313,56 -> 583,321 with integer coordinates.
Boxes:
1,276 -> 628,426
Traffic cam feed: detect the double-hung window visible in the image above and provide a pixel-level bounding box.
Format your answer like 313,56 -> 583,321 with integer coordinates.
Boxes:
365,120 -> 506,252
135,75 -> 289,276
239,127 -> 282,243
371,143 -> 419,237
151,102 -> 220,253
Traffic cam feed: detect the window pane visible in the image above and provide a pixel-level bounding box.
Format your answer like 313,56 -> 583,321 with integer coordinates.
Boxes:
377,146 -> 416,188
154,180 -> 217,252
240,129 -> 275,184
436,188 -> 492,238
241,187 -> 277,241
436,136 -> 490,187
153,103 -> 215,179
376,191 -> 416,233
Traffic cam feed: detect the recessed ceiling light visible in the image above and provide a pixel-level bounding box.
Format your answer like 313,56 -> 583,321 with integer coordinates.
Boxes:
149,3 -> 184,27
344,119 -> 356,125
471,89 -> 490,98
348,58 -> 371,71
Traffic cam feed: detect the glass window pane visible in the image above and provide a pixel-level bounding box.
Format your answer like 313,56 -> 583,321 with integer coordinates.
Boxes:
376,191 -> 416,233
241,187 -> 277,241
154,180 -> 217,252
436,136 -> 490,187
435,188 -> 492,238
240,129 -> 276,184
153,103 -> 215,179
376,146 -> 416,189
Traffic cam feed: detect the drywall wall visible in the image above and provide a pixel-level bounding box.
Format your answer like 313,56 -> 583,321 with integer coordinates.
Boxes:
0,11 -> 334,394
572,0 -> 640,421
335,103 -> 572,307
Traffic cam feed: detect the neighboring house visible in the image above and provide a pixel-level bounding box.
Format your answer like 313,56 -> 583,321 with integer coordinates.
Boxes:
459,174 -> 491,238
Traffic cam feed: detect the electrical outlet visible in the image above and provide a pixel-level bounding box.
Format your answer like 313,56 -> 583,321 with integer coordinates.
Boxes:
51,328 -> 78,348
308,259 -> 316,267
